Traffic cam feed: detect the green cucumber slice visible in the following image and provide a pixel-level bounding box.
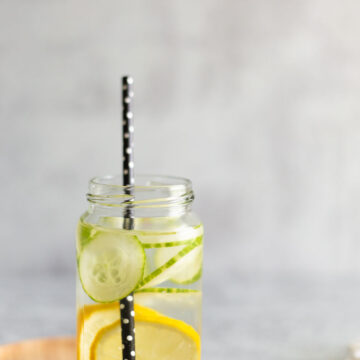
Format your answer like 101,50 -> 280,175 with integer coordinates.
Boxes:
78,231 -> 145,303
77,220 -> 96,254
135,288 -> 199,293
137,236 -> 202,289
142,239 -> 194,249
155,240 -> 203,284
138,225 -> 203,248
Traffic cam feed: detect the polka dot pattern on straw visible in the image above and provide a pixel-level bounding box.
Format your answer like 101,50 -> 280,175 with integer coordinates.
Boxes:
122,76 -> 135,186
119,75 -> 136,360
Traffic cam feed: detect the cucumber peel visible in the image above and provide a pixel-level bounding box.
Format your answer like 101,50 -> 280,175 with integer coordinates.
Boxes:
142,239 -> 194,249
135,287 -> 200,294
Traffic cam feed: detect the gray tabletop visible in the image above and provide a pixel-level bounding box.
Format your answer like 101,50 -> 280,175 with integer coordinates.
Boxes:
1,271 -> 359,360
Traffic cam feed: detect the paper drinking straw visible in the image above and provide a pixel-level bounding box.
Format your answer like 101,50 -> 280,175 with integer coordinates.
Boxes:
119,75 -> 136,360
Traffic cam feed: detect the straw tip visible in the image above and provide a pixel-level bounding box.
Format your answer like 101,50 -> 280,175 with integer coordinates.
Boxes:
122,76 -> 133,85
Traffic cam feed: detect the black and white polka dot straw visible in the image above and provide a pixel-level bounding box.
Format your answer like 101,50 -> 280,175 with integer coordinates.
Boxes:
120,75 -> 136,360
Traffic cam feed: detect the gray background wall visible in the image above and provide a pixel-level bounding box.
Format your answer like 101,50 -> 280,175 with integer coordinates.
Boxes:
2,0 -> 360,276
2,1 -> 360,357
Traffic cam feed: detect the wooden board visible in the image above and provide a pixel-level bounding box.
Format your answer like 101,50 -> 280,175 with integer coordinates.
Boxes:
0,337 -> 76,360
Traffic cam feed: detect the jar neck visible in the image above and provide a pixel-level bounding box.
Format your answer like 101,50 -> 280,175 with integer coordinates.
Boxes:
86,174 -> 194,217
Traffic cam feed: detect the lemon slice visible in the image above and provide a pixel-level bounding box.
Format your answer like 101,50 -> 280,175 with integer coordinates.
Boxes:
90,306 -> 200,360
78,303 -> 153,360
78,303 -> 120,360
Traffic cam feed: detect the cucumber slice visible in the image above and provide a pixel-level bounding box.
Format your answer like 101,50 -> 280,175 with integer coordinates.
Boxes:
137,237 -> 202,289
155,241 -> 203,284
135,288 -> 199,293
142,239 -> 194,249
78,231 -> 145,303
138,225 -> 203,248
77,220 -> 97,255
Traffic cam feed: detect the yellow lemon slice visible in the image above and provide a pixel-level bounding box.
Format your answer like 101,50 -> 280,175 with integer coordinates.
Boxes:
78,303 -> 152,360
78,303 -> 200,360
88,305 -> 200,360
78,303 -> 119,360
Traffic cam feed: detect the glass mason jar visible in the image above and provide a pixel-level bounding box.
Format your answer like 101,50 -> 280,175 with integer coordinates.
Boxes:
76,175 -> 203,360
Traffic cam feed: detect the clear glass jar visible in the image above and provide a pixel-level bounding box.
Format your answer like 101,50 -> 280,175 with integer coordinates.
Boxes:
76,175 -> 203,360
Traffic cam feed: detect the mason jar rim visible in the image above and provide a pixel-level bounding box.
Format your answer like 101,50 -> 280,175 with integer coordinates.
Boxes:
90,174 -> 192,191
87,174 -> 194,209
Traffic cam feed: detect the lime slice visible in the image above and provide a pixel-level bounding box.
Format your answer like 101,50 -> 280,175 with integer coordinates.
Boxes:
138,236 -> 202,289
78,231 -> 145,303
